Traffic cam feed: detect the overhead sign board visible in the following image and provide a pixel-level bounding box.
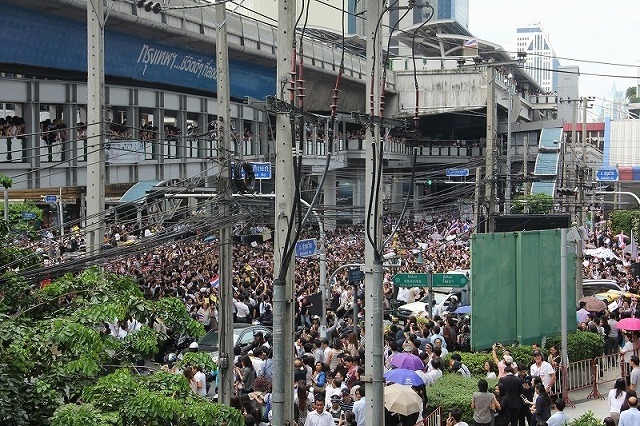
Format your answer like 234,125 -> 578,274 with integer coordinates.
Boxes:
295,238 -> 317,257
44,195 -> 58,203
596,169 -> 618,181
432,273 -> 469,288
445,168 -> 470,177
392,273 -> 429,287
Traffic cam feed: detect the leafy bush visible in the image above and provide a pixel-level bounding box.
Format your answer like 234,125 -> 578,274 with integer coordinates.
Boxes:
446,352 -> 492,376
545,331 -> 604,362
569,411 -> 601,426
427,373 -> 495,422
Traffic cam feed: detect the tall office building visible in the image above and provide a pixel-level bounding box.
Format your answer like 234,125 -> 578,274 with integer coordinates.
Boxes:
514,24 -> 559,93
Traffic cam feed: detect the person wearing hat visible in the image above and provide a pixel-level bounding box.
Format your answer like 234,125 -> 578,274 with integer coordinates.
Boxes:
530,350 -> 556,393
340,387 -> 354,413
492,343 -> 518,378
328,393 -> 345,425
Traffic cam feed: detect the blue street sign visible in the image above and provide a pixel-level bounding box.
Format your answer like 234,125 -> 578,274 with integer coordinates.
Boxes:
44,195 -> 58,203
348,269 -> 365,283
22,212 -> 36,220
596,169 -> 618,181
295,238 -> 317,257
251,162 -> 272,180
445,168 -> 470,177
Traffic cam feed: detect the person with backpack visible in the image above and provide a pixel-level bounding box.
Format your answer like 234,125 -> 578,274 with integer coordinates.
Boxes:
450,353 -> 472,377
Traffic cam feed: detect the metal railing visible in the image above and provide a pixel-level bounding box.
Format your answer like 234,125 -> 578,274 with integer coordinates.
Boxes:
418,405 -> 442,426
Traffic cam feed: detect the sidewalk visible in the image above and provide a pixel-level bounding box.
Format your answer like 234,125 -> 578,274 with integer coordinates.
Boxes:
562,367 -> 618,422
565,384 -> 611,421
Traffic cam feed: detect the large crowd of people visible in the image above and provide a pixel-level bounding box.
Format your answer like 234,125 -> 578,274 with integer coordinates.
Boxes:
19,209 -> 640,425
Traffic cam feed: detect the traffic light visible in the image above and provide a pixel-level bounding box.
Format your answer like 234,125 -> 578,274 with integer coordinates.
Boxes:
136,1 -> 162,14
426,179 -> 432,186
557,187 -> 577,196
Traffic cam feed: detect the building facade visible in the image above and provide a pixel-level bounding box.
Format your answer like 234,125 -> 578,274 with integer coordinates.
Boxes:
514,25 -> 559,94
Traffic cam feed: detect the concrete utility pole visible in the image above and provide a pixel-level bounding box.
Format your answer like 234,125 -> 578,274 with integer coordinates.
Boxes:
474,167 -> 481,231
214,1 -> 234,406
485,67 -> 496,232
272,0 -> 295,424
364,0 -> 384,424
86,0 -> 105,254
523,134 -> 529,214
505,76 -> 513,214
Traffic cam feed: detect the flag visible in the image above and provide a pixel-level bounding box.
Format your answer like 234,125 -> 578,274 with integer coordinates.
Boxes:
632,230 -> 638,259
463,38 -> 478,49
210,275 -> 220,288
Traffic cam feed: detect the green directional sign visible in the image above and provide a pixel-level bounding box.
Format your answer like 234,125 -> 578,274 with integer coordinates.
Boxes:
432,273 -> 469,288
392,273 -> 429,287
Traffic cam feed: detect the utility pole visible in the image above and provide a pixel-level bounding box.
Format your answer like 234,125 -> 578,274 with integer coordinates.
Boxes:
272,0 -> 295,424
474,166 -> 481,229
523,134 -> 529,214
485,67 -> 496,232
86,0 -> 105,255
364,0 -> 384,424
505,75 -> 513,214
214,1 -> 234,406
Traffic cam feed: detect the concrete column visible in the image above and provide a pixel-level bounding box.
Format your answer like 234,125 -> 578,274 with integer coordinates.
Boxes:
323,171 -> 337,231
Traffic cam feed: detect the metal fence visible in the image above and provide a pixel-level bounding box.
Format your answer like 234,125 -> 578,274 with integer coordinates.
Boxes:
552,353 -> 626,407
417,405 -> 442,426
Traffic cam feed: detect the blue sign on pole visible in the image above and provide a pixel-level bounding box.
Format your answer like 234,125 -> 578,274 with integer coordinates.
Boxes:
295,238 -> 317,257
44,195 -> 58,203
596,169 -> 619,181
445,168 -> 470,177
22,212 -> 36,220
251,162 -> 272,180
348,269 -> 365,283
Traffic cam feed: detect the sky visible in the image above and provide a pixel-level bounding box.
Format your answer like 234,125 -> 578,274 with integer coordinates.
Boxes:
468,0 -> 640,112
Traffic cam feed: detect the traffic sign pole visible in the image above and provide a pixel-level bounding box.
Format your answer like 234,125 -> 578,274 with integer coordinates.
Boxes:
428,273 -> 433,319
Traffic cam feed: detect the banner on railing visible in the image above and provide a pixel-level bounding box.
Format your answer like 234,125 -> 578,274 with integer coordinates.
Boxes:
105,140 -> 145,164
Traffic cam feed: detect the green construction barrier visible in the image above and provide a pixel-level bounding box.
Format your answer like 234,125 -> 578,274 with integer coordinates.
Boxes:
470,229 -> 576,350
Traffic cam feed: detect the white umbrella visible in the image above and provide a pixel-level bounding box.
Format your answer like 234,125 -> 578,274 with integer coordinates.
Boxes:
384,383 -> 423,416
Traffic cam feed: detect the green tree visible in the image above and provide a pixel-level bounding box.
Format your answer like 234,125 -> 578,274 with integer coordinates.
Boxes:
0,267 -> 241,425
511,193 -> 553,214
626,86 -> 638,103
609,210 -> 640,237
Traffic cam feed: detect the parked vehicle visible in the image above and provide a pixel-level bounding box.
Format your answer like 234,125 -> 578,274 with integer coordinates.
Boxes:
396,290 -> 462,320
395,270 -> 470,320
582,279 -> 621,296
196,323 -> 272,363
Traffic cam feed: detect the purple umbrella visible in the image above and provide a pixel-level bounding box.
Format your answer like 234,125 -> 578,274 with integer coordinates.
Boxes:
384,368 -> 425,386
390,352 -> 424,371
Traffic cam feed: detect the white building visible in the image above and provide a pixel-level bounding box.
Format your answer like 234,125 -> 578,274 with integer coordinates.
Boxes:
513,24 -> 559,93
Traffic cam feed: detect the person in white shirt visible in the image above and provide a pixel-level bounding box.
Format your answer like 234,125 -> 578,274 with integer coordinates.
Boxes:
608,378 -> 627,424
192,365 -> 207,397
619,396 -> 640,426
396,286 -> 410,303
546,399 -> 570,426
351,386 -> 366,426
305,399 -> 334,426
234,296 -> 251,323
530,350 -> 556,392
